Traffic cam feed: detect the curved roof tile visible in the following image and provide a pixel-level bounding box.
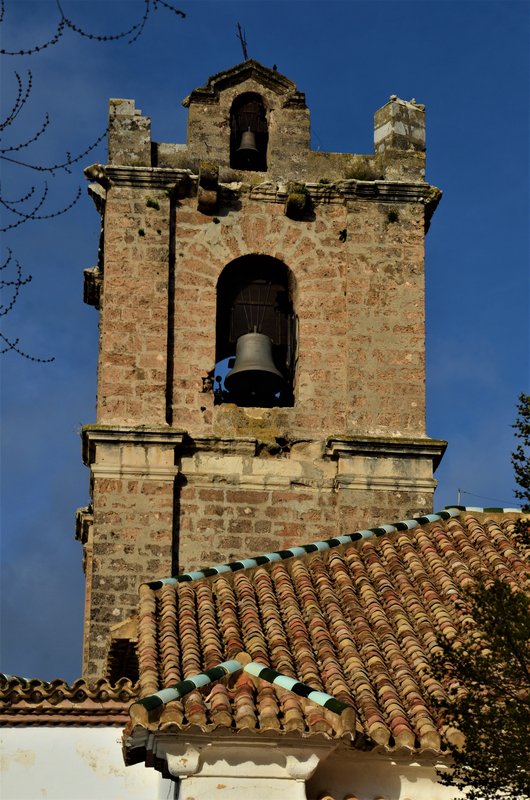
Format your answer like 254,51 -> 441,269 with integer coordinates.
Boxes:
128,512 -> 529,753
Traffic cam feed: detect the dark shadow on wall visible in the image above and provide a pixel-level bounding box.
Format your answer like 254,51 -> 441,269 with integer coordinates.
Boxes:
165,199 -> 177,425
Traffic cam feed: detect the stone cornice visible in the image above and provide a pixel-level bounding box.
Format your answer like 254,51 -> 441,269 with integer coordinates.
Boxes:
106,165 -> 195,190
182,435 -> 258,455
341,180 -> 441,204
85,163 -> 196,191
248,179 -> 441,209
326,435 -> 447,470
126,728 -> 335,780
82,425 -> 186,466
85,162 -> 440,210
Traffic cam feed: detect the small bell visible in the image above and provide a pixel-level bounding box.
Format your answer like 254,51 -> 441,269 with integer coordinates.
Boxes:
236,129 -> 259,156
225,332 -> 283,405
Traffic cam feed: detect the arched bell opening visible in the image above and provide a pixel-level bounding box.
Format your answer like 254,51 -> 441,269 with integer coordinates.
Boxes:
215,256 -> 296,408
230,93 -> 268,172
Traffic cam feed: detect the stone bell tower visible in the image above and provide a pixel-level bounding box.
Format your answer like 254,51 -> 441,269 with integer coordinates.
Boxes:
78,60 -> 445,678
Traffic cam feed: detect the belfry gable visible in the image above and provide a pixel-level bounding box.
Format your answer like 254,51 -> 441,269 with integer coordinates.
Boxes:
182,59 -> 306,108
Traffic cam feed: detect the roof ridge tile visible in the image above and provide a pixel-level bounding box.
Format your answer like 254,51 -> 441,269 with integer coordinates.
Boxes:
147,509 -> 463,588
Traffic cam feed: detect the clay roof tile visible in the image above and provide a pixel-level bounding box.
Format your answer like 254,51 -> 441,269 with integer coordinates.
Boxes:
130,511 -> 528,752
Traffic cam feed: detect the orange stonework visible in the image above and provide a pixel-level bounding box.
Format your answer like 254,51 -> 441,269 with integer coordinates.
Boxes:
79,61 -> 445,679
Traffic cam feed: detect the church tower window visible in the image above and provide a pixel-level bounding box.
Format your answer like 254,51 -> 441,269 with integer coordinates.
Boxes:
215,256 -> 295,407
230,93 -> 268,171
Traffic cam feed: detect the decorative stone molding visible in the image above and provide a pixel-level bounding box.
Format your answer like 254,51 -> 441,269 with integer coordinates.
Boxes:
75,506 -> 93,546
326,435 -> 447,466
75,506 -> 93,575
248,179 -> 441,211
326,435 -> 447,493
85,163 -> 196,192
151,733 -> 334,800
183,435 -> 258,455
82,425 -> 186,479
85,161 -> 440,209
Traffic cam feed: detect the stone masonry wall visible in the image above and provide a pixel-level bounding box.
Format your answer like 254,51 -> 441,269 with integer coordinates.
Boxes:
178,483 -> 433,572
97,188 -> 427,436
170,193 -> 426,438
85,473 -> 174,677
185,77 -> 310,177
97,185 -> 171,425
80,62 -> 444,678
82,425 -> 438,677
85,182 -> 435,678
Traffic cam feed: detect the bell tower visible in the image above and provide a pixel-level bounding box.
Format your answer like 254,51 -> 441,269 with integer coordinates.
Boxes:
79,61 -> 445,679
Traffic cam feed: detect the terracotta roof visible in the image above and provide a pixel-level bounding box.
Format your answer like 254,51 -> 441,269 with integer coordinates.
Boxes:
0,676 -> 137,726
127,511 -> 529,759
148,509 -> 463,587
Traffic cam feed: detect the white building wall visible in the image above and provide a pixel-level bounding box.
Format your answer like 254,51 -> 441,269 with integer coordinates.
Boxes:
1,727 -> 466,800
307,749 -> 465,800
0,727 -> 173,800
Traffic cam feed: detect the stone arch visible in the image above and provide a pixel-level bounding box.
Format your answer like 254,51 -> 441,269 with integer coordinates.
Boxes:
215,255 -> 296,407
229,92 -> 268,171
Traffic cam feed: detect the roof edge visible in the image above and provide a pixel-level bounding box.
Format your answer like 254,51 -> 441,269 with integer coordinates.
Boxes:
146,506 -> 525,589
147,508 -> 464,589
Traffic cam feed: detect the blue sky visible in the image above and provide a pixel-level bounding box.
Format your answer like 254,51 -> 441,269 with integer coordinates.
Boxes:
1,0 -> 528,681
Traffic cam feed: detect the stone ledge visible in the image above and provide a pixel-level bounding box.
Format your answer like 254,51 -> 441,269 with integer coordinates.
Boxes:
85,163 -> 440,208
247,179 -> 440,209
82,425 -> 186,466
183,435 -> 258,456
326,435 -> 447,470
335,475 -> 438,492
87,164 -> 197,191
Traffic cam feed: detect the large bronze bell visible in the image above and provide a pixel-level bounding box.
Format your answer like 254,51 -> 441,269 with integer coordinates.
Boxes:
225,332 -> 283,404
236,129 -> 259,156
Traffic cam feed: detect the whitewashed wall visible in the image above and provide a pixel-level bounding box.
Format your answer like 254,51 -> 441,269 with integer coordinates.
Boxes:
307,748 -> 465,800
1,728 -> 466,800
144,732 -> 465,800
0,727 -> 173,800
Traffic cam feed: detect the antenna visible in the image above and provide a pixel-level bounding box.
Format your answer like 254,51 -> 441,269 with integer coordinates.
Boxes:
236,22 -> 249,61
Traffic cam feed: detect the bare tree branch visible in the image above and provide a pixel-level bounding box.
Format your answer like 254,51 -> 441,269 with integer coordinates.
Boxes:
0,0 -> 186,361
